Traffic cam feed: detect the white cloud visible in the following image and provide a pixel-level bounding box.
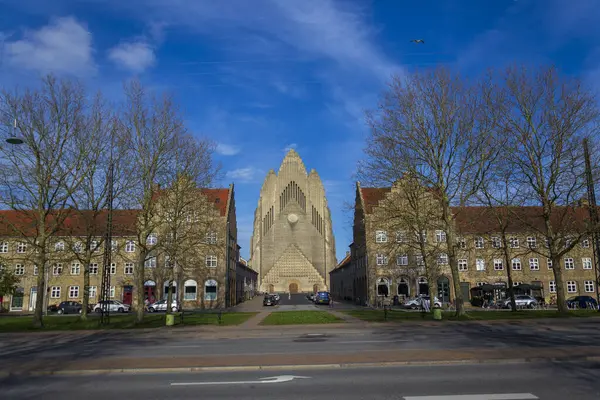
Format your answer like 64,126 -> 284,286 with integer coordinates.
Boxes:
283,143 -> 297,153
4,16 -> 95,76
225,167 -> 263,183
216,143 -> 241,156
108,41 -> 155,72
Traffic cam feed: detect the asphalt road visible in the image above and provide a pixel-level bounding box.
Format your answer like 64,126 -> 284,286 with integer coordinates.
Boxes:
3,362 -> 600,399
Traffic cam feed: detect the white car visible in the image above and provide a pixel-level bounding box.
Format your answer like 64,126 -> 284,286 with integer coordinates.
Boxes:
147,299 -> 181,313
269,293 -> 281,302
93,300 -> 130,313
403,296 -> 442,309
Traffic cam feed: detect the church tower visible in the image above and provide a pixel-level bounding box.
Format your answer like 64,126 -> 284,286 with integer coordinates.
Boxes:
249,149 -> 337,293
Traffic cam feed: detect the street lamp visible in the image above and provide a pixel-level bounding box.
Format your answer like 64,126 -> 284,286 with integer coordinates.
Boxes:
6,119 -> 23,145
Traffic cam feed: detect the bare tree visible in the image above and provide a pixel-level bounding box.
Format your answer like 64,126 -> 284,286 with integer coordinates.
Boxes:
0,76 -> 92,327
360,67 -> 495,316
490,66 -> 600,313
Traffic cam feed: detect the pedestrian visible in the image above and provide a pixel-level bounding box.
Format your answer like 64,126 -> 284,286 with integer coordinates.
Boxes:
329,294 -> 334,308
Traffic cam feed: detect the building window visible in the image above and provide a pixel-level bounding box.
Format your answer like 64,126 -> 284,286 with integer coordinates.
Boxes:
51,286 -> 61,298
438,253 -> 448,265
458,259 -> 468,271
89,263 -> 99,275
529,258 -> 539,271
547,259 -> 553,269
475,237 -> 484,249
144,257 -> 157,268
396,230 -> 407,243
125,241 -> 135,253
111,240 -> 118,252
527,237 -> 537,249
491,237 -> 501,248
549,281 -> 556,293
376,254 -> 388,265
457,237 -> 466,249
582,258 -> 592,270
415,255 -> 424,266
110,286 -> 115,298
124,263 -> 134,275
396,255 -> 408,266
544,238 -> 550,248
90,240 -> 100,252
205,232 -> 218,244
184,279 -> 198,301
512,258 -> 522,270
509,237 -> 519,248
147,233 -> 158,246
16,242 -> 27,253
567,281 -> 577,293
69,286 -> 79,298
14,264 -> 25,275
476,259 -> 485,271
416,230 -> 427,243
55,241 -> 65,252
564,258 -> 574,270
206,255 -> 218,268
110,263 -> 116,274
493,259 -> 504,270
582,238 -> 590,248
0,242 -> 8,253
375,230 -> 388,243
204,279 -> 218,301
435,230 -> 446,243
74,241 -> 83,253
33,265 -> 38,275
89,286 -> 97,298
584,281 -> 595,293
70,263 -> 81,275
53,263 -> 63,275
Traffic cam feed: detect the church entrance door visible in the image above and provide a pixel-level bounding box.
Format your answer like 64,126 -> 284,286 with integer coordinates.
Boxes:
289,283 -> 299,294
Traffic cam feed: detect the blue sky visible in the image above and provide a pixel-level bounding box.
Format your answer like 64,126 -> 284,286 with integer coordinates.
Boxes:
1,0 -> 599,261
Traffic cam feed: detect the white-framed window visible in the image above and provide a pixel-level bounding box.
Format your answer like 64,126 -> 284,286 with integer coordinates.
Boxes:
491,237 -> 501,248
527,237 -> 537,249
415,255 -> 424,266
55,241 -> 65,252
0,242 -> 8,253
33,265 -> 38,275
509,237 -> 519,248
89,263 -> 99,275
457,237 -> 466,249
70,263 -> 81,275
90,240 -> 100,252
144,257 -> 157,268
204,279 -> 218,301
14,264 -> 25,275
16,242 -> 27,253
529,258 -> 539,271
74,241 -> 83,253
396,230 -> 407,243
418,230 -> 427,243
375,230 -> 388,243
549,281 -> 556,293
52,263 -> 63,275
205,232 -> 218,244
206,255 -> 218,268
110,263 -> 116,274
582,258 -> 592,270
584,280 -> 595,293
51,286 -> 61,299
109,286 -> 115,298
512,258 -> 522,270
544,238 -> 550,248
435,230 -> 446,243
567,281 -> 577,293
547,259 -> 553,269
458,259 -> 468,271
111,240 -> 118,252
147,233 -> 158,246
184,279 -> 198,300
476,259 -> 485,271
125,240 -> 135,253
438,253 -> 448,265
475,237 -> 484,249
582,238 -> 590,248
376,254 -> 388,265
124,263 -> 134,275
396,255 -> 408,266
493,259 -> 504,270
89,286 -> 97,298
69,286 -> 79,298
564,258 -> 574,270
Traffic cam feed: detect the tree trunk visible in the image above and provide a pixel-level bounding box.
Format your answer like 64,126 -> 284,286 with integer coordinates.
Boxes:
501,236 -> 517,312
166,281 -> 174,315
80,256 -> 91,320
32,254 -> 46,328
441,204 -> 464,316
551,256 -> 568,313
135,249 -> 148,323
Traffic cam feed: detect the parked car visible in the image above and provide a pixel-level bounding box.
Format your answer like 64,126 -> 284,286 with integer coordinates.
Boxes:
502,295 -> 537,309
566,296 -> 598,309
47,303 -> 59,313
56,301 -> 83,315
263,294 -> 278,306
270,293 -> 281,302
307,293 -> 315,302
93,300 -> 130,313
314,291 -> 331,305
403,296 -> 442,309
147,299 -> 180,313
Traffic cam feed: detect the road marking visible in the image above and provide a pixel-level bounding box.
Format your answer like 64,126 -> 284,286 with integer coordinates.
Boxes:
403,394 -> 538,400
170,375 -> 310,386
338,340 -> 409,344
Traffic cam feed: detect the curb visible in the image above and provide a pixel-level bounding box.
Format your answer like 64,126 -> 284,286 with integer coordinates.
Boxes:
3,355 -> 599,377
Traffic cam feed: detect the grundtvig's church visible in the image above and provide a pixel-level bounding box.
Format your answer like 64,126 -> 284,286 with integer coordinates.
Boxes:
248,149 -> 336,294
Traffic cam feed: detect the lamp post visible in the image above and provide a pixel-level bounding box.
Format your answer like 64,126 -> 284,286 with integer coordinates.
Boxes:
100,136 -> 115,324
583,138 -> 600,311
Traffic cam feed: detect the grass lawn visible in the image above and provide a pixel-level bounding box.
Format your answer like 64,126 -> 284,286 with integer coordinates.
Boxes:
0,312 -> 258,332
260,310 -> 342,325
341,309 -> 600,323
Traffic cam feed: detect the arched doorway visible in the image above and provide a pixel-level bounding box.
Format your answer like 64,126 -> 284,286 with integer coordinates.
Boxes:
313,284 -> 319,293
268,284 -> 275,293
437,276 -> 450,303
289,283 -> 299,293
377,278 -> 390,297
144,280 -> 156,303
397,277 -> 409,301
417,277 -> 429,296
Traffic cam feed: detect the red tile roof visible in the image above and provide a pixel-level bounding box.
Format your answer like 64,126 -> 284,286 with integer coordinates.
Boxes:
201,188 -> 230,217
360,188 -> 391,214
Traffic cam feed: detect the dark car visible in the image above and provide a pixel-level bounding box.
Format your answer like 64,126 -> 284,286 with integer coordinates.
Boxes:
263,295 -> 278,306
567,296 -> 598,309
57,301 -> 83,315
47,304 -> 59,313
314,291 -> 330,305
